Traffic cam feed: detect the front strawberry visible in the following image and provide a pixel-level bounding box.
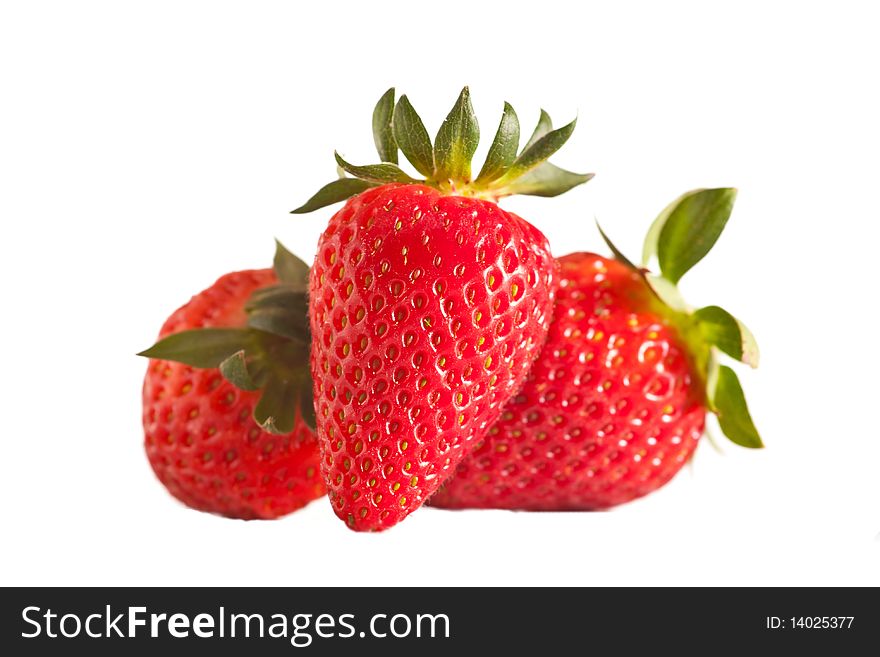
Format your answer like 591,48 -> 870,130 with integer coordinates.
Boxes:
432,188 -> 762,510
293,88 -> 592,530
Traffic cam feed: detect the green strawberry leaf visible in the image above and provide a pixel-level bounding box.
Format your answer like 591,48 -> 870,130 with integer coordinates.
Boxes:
498,118 -> 578,183
334,152 -> 421,184
137,328 -> 256,368
299,380 -> 317,431
392,95 -> 435,178
642,188 -> 737,284
476,102 -> 520,183
595,223 -> 688,311
140,327 -> 309,436
255,377 -> 299,435
711,365 -> 763,448
139,242 -> 317,436
273,239 -> 310,285
641,193 -> 676,267
522,109 -> 553,151
372,87 -> 398,164
219,350 -> 259,391
502,162 -> 593,198
433,86 -> 480,183
644,274 -> 689,312
596,220 -> 638,270
245,286 -> 310,343
290,178 -> 375,214
297,89 -> 589,204
694,305 -> 760,368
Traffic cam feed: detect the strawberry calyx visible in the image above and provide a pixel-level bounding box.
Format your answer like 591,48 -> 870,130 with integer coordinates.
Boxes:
138,241 -> 315,435
598,188 -> 763,449
291,87 -> 593,213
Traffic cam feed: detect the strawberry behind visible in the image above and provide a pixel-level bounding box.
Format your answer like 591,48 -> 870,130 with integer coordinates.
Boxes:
143,270 -> 325,519
432,189 -> 763,511
140,243 -> 324,520
430,254 -> 706,510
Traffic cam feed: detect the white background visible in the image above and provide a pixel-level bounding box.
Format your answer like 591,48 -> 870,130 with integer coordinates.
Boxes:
2,0 -> 878,586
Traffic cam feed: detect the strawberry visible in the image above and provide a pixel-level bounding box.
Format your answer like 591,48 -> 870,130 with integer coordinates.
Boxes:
431,189 -> 762,510
139,242 -> 324,519
293,88 -> 592,530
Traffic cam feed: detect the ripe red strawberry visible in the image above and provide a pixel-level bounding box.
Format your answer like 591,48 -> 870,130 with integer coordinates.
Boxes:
431,189 -> 762,510
140,243 -> 323,519
293,88 -> 592,530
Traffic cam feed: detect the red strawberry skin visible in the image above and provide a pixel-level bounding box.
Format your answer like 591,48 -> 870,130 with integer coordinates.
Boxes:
431,252 -> 706,510
143,270 -> 325,519
310,183 -> 557,530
